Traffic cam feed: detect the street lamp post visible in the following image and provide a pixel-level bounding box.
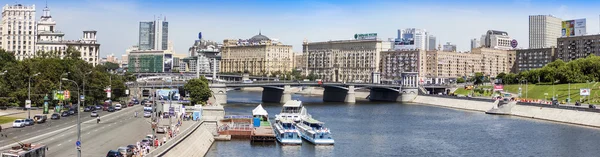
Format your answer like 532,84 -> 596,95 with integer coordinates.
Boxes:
28,73 -> 40,119
62,78 -> 81,157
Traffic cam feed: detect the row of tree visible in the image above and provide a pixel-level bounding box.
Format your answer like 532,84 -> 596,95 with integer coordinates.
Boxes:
497,55 -> 600,84
0,48 -> 134,107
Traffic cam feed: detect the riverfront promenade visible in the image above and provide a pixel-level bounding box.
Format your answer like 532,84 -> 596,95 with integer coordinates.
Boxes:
413,95 -> 600,128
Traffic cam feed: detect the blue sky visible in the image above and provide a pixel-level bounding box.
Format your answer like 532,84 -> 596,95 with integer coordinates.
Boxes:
10,0 -> 600,57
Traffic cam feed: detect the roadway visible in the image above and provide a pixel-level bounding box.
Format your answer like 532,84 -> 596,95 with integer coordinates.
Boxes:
0,105 -> 155,156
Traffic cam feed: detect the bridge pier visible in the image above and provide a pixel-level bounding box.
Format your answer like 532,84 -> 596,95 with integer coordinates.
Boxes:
262,85 -> 292,103
209,84 -> 227,106
323,85 -> 355,103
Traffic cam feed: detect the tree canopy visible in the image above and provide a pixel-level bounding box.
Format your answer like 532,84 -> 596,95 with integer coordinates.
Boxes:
0,49 -> 129,107
497,55 -> 600,84
184,76 -> 212,105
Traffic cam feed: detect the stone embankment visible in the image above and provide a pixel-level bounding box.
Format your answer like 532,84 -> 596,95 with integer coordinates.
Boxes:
241,87 -> 370,100
414,95 -> 600,128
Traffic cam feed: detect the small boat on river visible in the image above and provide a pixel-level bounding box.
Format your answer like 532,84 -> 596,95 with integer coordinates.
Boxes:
296,117 -> 334,145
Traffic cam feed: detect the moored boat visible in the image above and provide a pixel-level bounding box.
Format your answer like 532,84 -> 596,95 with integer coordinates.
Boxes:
296,117 -> 335,145
275,100 -> 308,122
272,118 -> 302,145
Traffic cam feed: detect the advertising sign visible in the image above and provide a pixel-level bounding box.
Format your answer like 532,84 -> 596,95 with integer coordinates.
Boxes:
354,33 -> 377,40
164,54 -> 173,72
394,37 -> 416,50
562,19 -> 586,37
43,102 -> 49,114
25,100 -> 31,109
493,85 -> 504,91
125,89 -> 129,95
64,90 -> 70,100
580,88 -> 591,96
156,89 -> 179,100
511,39 -> 518,48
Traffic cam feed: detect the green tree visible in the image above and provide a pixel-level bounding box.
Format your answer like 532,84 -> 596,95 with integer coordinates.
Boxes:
184,77 -> 212,105
472,72 -> 484,86
104,62 -> 120,71
456,77 -> 465,83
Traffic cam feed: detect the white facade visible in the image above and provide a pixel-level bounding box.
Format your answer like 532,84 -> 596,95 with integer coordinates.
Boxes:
480,30 -> 513,50
529,15 -> 562,49
34,6 -> 100,66
0,4 -> 36,60
470,38 -> 480,50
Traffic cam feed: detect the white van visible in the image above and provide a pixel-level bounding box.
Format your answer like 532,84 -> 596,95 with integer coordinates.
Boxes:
114,104 -> 122,110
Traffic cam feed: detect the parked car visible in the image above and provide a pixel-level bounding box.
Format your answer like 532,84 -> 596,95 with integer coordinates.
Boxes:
91,111 -> 99,117
140,138 -> 152,146
24,119 -> 34,126
114,104 -> 122,110
117,146 -> 132,157
128,102 -> 134,107
51,113 -> 61,120
156,125 -> 167,134
143,112 -> 151,118
103,105 -> 109,111
107,106 -> 115,112
84,106 -> 92,112
106,150 -> 123,157
95,105 -> 103,110
12,119 -> 26,128
120,103 -> 127,108
33,114 -> 47,123
61,111 -> 70,117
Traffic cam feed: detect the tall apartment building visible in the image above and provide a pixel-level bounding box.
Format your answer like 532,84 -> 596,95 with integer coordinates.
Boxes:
187,39 -> 221,73
380,50 -> 427,80
529,15 -> 562,49
0,4 -> 36,60
516,47 -> 555,72
294,53 -> 306,71
425,48 -> 514,78
220,32 -> 293,76
427,35 -> 436,51
395,28 -> 428,50
139,17 -> 168,50
304,39 -> 391,82
442,42 -> 457,52
188,39 -> 220,57
35,6 -> 100,66
556,34 -> 600,62
470,38 -> 480,50
480,30 -> 513,50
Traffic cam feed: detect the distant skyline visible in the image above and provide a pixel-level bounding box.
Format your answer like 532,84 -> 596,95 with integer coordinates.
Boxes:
8,0 -> 600,57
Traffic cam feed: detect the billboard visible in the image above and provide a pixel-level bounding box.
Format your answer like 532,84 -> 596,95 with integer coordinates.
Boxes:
164,54 -> 173,72
562,19 -> 586,37
493,85 -> 504,91
354,33 -> 377,40
393,38 -> 415,50
580,88 -> 591,96
156,89 -> 179,100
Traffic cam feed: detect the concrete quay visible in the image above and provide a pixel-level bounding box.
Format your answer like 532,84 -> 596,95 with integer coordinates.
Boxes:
413,95 -> 600,128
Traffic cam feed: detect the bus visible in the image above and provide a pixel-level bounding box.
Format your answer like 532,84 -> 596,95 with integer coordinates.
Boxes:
1,143 -> 47,157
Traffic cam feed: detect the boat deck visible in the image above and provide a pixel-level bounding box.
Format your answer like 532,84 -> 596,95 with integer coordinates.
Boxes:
218,117 -> 253,139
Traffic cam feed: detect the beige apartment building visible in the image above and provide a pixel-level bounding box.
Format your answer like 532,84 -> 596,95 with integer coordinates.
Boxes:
220,33 -> 294,76
424,48 -> 515,78
304,39 -> 392,82
380,50 -> 427,80
293,53 -> 306,71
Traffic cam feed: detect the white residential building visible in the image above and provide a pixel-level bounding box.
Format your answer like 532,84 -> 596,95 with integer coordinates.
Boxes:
480,30 -> 513,50
529,15 -> 562,49
470,38 -> 480,50
34,6 -> 100,66
0,4 -> 36,60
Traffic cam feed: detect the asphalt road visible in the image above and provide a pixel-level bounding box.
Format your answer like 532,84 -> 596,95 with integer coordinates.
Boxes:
0,105 -> 157,156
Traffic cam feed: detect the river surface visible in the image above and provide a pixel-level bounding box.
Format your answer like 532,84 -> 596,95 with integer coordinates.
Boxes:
205,91 -> 600,157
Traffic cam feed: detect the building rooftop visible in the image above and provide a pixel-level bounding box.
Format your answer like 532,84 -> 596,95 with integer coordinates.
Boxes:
249,33 -> 270,43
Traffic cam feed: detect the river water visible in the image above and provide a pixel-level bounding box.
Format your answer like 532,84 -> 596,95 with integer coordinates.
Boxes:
205,91 -> 600,157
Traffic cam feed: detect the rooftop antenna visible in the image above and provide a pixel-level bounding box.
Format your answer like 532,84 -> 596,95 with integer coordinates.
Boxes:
45,0 -> 47,8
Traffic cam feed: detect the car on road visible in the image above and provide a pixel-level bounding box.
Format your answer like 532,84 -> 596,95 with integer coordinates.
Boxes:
91,111 -> 99,117
12,119 -> 26,128
141,138 -> 152,146
143,111 -> 151,118
24,119 -> 34,126
106,150 -> 123,157
51,113 -> 60,120
34,114 -> 47,123
146,134 -> 156,140
117,146 -> 132,157
126,145 -> 136,153
114,104 -> 122,110
107,106 -> 116,112
95,105 -> 102,110
61,111 -> 70,117
103,105 -> 109,111
128,102 -> 134,107
156,125 -> 167,134
84,106 -> 92,112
